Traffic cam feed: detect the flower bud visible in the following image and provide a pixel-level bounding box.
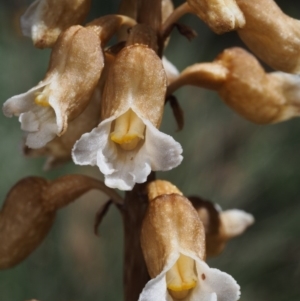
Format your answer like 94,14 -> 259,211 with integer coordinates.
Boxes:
3,25 -> 104,149
0,175 -> 122,269
237,0 -> 300,73
169,47 -> 300,124
0,177 -> 55,269
216,48 -> 300,124
21,0 -> 91,48
139,180 -> 240,301
188,0 -> 245,34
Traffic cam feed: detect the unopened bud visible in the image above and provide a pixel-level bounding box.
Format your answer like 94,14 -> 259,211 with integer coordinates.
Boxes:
0,175 -> 122,269
0,177 -> 54,269
216,48 -> 300,124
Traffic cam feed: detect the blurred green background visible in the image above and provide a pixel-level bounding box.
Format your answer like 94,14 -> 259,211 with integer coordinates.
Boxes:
0,0 -> 300,300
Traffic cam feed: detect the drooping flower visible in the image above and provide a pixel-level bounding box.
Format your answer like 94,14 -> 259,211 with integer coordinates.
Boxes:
3,25 -> 104,149
73,44 -> 183,190
167,47 -> 300,124
140,180 -> 240,301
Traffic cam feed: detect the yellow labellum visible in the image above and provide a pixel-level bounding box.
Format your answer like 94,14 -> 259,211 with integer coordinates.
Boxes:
110,109 -> 145,151
166,254 -> 198,299
34,92 -> 50,107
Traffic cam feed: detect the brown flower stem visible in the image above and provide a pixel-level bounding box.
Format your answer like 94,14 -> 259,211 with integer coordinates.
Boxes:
137,0 -> 162,34
122,173 -> 155,301
160,2 -> 193,39
43,174 -> 123,211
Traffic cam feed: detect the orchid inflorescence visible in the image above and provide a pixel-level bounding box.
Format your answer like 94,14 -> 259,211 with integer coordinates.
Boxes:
1,0 -> 300,300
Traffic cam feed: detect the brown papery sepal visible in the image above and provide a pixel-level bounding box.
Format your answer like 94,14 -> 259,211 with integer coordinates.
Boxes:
147,179 -> 183,201
101,44 -> 166,128
141,192 -> 205,278
46,25 -> 104,135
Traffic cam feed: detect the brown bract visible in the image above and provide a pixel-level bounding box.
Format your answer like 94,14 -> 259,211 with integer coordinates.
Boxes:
237,0 -> 300,73
21,0 -> 91,48
101,44 -> 166,127
46,25 -> 104,135
188,0 -> 245,34
141,192 -> 205,278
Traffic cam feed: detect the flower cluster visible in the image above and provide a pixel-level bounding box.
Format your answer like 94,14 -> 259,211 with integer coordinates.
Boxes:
1,0 -> 300,300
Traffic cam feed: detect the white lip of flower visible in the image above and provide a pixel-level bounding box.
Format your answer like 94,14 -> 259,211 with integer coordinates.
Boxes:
3,78 -> 63,149
72,107 -> 183,191
139,250 -> 240,301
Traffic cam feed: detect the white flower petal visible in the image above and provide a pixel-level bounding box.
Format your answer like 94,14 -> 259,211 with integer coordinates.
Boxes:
139,274 -> 170,301
20,0 -> 41,38
221,209 -> 255,238
24,106 -> 58,149
162,56 -> 180,84
72,121 -> 110,167
139,253 -> 179,301
142,119 -> 183,171
19,111 -> 39,132
73,109 -> 183,190
3,83 -> 47,117
190,258 -> 240,301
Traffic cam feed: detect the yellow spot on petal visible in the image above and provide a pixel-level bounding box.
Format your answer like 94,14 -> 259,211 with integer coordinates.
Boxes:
34,92 -> 50,107
166,254 -> 198,299
110,109 -> 145,151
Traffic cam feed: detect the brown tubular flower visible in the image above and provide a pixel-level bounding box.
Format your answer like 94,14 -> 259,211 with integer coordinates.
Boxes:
189,196 -> 254,257
168,47 -> 300,124
0,175 -> 122,269
23,52 -> 116,169
236,0 -> 300,73
3,25 -> 104,149
73,26 -> 183,190
21,0 -> 91,48
140,180 -> 240,301
215,48 -> 300,124
187,0 -> 245,34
